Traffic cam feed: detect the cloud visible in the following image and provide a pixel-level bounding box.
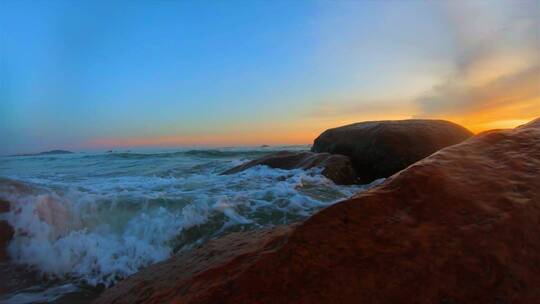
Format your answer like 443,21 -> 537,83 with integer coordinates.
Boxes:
415,64 -> 540,117
413,0 -> 540,129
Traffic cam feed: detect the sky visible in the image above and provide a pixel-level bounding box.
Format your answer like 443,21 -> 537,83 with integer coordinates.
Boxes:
1,0 -> 539,155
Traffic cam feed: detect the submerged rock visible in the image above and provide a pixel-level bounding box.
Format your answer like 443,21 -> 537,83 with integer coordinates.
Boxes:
0,199 -> 9,213
0,199 -> 12,263
0,178 -> 37,196
95,118 -> 540,304
312,119 -> 473,183
0,222 -> 13,263
222,151 -> 358,185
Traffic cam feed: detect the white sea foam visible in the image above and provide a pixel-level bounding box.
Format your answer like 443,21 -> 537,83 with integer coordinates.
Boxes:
0,149 -> 376,290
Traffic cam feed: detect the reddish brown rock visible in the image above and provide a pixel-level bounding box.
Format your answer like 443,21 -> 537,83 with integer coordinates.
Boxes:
95,227 -> 293,304
222,151 -> 358,185
312,119 -> 473,183
95,118 -> 540,304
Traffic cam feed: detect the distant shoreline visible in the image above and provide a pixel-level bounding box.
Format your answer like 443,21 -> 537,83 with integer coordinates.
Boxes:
10,149 -> 74,157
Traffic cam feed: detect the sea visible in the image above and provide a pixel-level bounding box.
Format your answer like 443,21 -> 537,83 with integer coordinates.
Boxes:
0,146 -> 378,303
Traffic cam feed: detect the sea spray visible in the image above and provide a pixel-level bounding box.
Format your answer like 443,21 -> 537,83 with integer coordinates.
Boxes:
0,147 -> 377,300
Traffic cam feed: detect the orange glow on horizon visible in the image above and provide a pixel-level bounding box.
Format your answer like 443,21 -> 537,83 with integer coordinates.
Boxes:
447,97 -> 540,134
465,119 -> 533,133
82,115 -> 539,150
83,131 -> 320,149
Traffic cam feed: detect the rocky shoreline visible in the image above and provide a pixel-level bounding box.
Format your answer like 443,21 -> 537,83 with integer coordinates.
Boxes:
94,118 -> 540,303
1,118 -> 539,303
223,119 -> 472,185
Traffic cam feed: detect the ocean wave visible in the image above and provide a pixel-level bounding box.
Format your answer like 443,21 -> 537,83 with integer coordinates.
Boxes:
182,149 -> 272,158
78,147 -> 309,160
0,165 -> 373,287
91,150 -> 282,159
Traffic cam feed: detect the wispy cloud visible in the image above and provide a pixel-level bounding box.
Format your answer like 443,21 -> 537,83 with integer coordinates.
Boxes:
412,0 -> 540,130
414,64 -> 540,117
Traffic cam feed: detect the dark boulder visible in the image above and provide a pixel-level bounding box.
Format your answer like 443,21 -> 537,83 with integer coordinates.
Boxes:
222,151 -> 358,185
312,119 -> 473,183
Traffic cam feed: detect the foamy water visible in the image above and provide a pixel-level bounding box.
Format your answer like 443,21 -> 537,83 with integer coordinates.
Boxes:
0,147 -> 379,302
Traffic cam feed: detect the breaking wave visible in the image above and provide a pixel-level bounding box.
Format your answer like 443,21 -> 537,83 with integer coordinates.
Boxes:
0,148 -> 381,302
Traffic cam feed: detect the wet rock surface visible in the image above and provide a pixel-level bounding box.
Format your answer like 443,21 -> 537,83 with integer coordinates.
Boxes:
0,198 -> 15,295
0,222 -> 13,264
95,118 -> 540,304
0,199 -> 12,264
94,227 -> 293,304
222,151 -> 358,185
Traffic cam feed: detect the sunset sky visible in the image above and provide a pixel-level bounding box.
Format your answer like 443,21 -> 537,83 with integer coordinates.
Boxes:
1,0 -> 539,155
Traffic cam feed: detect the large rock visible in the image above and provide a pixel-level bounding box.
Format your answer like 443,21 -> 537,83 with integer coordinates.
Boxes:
95,118 -> 540,304
312,119 -> 473,183
222,151 -> 358,185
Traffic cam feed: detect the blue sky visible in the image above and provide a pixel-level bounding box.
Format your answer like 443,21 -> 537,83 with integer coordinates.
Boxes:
1,0 -> 538,154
